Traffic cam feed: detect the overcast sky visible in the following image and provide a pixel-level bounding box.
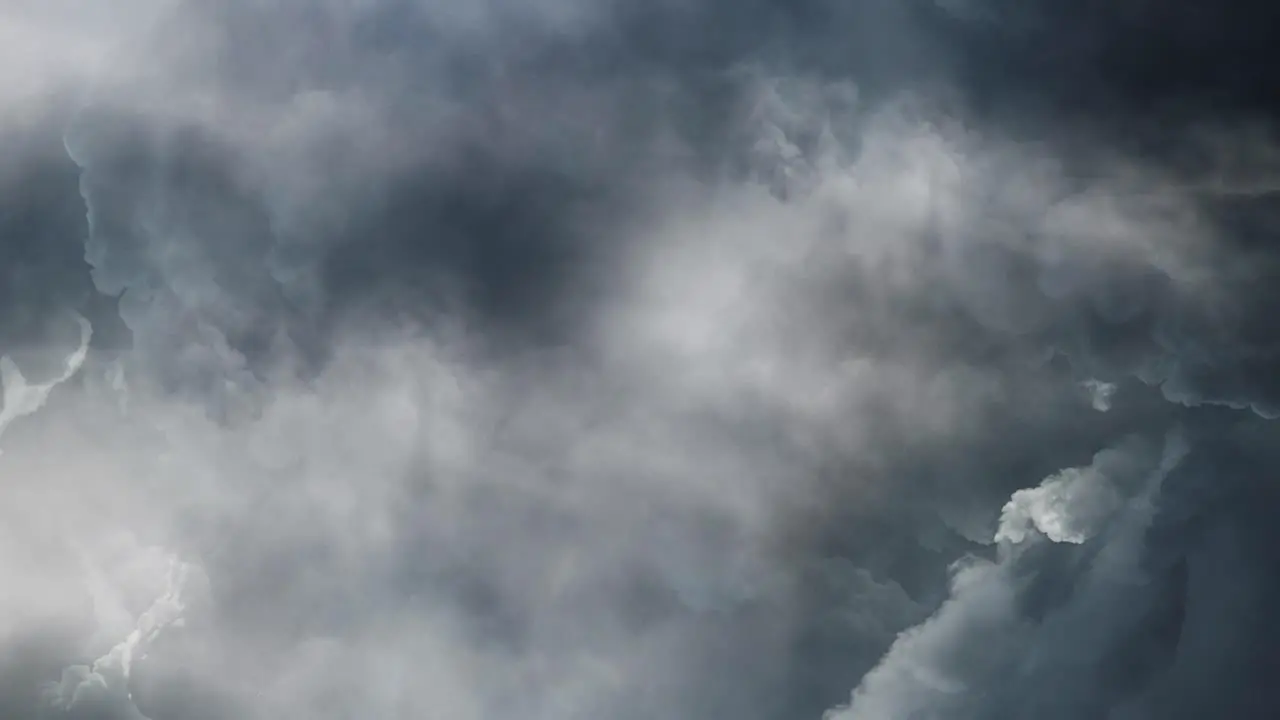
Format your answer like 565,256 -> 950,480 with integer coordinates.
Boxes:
2,2 -> 1280,719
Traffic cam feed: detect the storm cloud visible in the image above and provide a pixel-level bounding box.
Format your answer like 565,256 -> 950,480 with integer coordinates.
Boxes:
2,1 -> 1280,719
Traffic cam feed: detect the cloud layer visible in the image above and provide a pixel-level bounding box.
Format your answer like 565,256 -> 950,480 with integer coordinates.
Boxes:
2,1 -> 1280,719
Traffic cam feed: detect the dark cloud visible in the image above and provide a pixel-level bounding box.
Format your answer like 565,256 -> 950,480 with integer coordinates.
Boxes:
3,1 -> 1280,719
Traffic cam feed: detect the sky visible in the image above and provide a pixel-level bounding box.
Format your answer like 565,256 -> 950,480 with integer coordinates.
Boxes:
1,1 -> 1279,718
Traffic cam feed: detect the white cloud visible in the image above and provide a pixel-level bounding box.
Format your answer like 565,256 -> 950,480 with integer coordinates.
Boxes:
996,464 -> 1124,545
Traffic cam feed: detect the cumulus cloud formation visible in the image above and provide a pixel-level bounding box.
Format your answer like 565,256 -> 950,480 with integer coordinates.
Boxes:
2,1 -> 1280,719
829,433 -> 1189,719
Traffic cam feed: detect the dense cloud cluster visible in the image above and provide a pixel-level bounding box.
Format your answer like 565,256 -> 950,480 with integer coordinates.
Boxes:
2,1 -> 1280,718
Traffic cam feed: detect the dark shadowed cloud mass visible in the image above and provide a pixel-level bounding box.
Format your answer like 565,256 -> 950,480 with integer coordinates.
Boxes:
2,1 -> 1280,718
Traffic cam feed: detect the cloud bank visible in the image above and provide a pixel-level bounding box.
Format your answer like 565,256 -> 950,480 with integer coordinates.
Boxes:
2,1 -> 1280,718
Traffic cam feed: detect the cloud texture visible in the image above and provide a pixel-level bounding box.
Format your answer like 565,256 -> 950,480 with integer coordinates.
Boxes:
2,1 -> 1280,718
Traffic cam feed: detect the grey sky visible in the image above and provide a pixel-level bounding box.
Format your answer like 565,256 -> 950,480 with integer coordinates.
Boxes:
2,2 -> 1280,719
